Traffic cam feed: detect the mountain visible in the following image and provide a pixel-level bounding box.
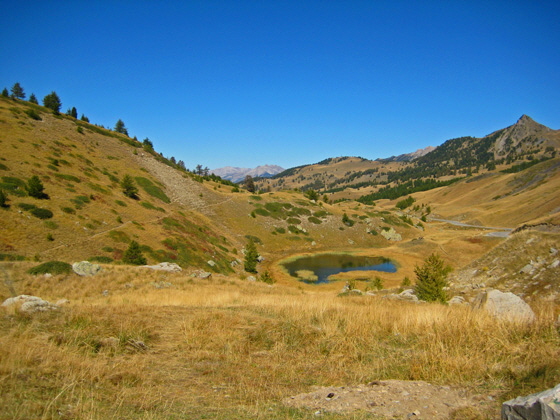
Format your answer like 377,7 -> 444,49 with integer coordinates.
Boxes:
256,115 -> 559,203
382,146 -> 436,162
211,165 -> 284,183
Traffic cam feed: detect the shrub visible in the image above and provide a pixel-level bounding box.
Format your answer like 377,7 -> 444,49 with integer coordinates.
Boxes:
259,270 -> 275,284
28,261 -> 72,275
0,189 -> 8,208
308,216 -> 322,224
30,207 -> 53,219
17,202 -> 37,211
61,206 -> 75,214
24,109 -> 42,120
121,175 -> 139,199
414,253 -> 452,303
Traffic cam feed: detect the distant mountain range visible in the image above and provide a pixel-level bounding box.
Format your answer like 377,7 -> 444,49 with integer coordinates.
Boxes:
211,165 -> 285,183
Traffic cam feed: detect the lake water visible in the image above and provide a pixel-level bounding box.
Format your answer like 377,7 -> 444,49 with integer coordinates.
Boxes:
282,254 -> 397,284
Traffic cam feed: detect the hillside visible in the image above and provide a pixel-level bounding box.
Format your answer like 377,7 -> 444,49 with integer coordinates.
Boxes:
256,115 -> 559,213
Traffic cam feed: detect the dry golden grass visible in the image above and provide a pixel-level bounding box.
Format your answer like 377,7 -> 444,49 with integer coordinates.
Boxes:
1,264 -> 559,419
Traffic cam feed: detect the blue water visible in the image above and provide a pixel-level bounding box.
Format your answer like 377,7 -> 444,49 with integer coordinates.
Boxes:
282,254 -> 397,284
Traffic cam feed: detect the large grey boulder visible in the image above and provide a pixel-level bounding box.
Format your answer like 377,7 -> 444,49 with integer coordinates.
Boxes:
502,383 -> 560,419
473,289 -> 536,323
72,261 -> 102,276
2,295 -> 59,313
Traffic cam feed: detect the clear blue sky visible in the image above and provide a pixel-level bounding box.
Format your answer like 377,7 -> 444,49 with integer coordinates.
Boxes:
2,1 -> 559,170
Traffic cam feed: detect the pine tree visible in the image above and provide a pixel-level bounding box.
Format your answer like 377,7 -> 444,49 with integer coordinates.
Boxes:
245,175 -> 256,193
244,240 -> 259,273
80,114 -> 89,122
1,88 -> 8,97
120,174 -> 138,199
66,107 -> 77,118
122,240 -> 147,265
414,253 -> 452,303
26,175 -> 48,199
114,119 -> 128,136
29,93 -> 38,104
10,82 -> 25,100
43,91 -> 61,113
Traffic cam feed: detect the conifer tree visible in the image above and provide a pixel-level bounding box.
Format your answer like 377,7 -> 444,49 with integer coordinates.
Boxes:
80,114 -> 89,122
122,240 -> 147,265
43,91 -> 61,113
11,82 -> 25,100
114,119 -> 128,136
244,175 -> 256,193
28,93 -> 38,104
120,174 -> 138,199
26,175 -> 48,199
244,240 -> 259,273
1,88 -> 8,97
414,253 -> 452,303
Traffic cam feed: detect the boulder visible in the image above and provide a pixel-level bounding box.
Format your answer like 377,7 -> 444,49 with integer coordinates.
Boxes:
2,295 -> 59,313
473,289 -> 536,323
502,383 -> 560,419
192,270 -> 212,279
207,260 -> 216,267
72,261 -> 102,276
448,296 -> 467,305
398,289 -> 419,301
143,262 -> 182,272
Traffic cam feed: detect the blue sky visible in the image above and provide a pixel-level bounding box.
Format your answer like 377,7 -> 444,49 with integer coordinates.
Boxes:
2,1 -> 559,170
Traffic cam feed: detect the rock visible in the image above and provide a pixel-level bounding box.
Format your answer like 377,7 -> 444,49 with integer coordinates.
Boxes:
72,261 -> 102,276
247,276 -> 257,282
143,262 -> 182,272
448,296 -> 467,305
473,289 -> 536,323
55,299 -> 70,306
207,260 -> 216,267
101,290 -> 109,296
520,264 -> 534,274
502,383 -> 560,419
381,227 -> 402,241
550,248 -> 558,256
231,260 -> 240,267
257,255 -> 265,262
2,295 -> 59,313
192,270 -> 212,279
549,260 -> 559,269
398,289 -> 419,301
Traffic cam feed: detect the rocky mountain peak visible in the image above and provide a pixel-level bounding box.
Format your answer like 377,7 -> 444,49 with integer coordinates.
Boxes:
491,115 -> 552,157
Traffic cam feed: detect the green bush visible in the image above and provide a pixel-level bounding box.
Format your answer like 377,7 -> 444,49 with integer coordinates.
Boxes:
122,240 -> 147,265
30,207 -> 53,219
308,216 -> 322,224
24,108 -> 42,120
18,203 -> 37,211
28,261 -> 72,275
414,253 -> 452,303
54,173 -> 81,183
61,206 -> 76,214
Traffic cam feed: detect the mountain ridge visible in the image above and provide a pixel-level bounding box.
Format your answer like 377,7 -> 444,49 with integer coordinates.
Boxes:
211,164 -> 285,183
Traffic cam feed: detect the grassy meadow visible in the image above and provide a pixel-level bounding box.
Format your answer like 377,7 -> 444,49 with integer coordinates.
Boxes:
1,263 -> 559,419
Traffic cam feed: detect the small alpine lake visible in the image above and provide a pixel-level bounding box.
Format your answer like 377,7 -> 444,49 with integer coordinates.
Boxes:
281,253 -> 397,284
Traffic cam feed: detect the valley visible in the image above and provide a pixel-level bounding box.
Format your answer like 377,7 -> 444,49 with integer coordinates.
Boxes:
0,95 -> 559,419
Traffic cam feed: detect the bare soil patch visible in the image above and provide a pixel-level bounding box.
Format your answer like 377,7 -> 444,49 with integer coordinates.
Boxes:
284,380 -> 491,419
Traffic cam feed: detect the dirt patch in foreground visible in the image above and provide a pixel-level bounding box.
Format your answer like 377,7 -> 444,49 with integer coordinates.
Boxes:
284,380 -> 493,419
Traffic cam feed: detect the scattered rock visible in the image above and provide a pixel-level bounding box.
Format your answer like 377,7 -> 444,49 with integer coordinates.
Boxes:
207,260 -> 216,267
143,262 -> 182,272
520,264 -> 535,274
125,339 -> 148,352
102,290 -> 109,296
394,289 -> 419,302
502,383 -> 560,419
246,276 -> 257,282
2,295 -> 59,313
473,289 -> 536,323
72,261 -> 102,276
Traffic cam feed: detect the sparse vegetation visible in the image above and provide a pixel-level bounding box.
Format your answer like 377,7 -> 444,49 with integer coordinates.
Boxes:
27,260 -> 72,275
